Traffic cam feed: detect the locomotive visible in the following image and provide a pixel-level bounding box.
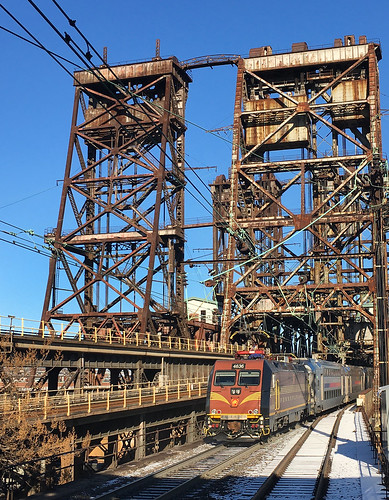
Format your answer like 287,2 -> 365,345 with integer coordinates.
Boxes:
204,350 -> 372,440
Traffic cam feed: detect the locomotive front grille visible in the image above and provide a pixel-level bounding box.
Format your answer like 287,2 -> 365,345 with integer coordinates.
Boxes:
227,420 -> 242,433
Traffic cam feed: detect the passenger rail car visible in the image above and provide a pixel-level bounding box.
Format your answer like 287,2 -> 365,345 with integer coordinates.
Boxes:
205,356 -> 371,440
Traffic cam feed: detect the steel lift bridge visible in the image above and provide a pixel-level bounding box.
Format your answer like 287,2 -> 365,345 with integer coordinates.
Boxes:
40,37 -> 389,388
208,37 -> 389,386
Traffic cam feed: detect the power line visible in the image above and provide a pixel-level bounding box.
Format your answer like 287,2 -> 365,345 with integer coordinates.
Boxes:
0,218 -> 45,240
0,24 -> 82,68
0,185 -> 59,211
0,236 -> 52,258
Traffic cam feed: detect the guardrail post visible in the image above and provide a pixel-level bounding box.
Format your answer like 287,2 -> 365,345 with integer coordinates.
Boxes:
123,334 -> 126,346
136,332 -> 139,346
67,393 -> 70,416
169,336 -> 172,349
187,338 -> 190,350
153,386 -> 156,404
198,383 -> 201,396
44,393 -> 48,419
158,336 -> 162,349
195,339 -> 198,351
41,320 -> 45,338
123,389 -> 126,408
188,381 -> 191,398
165,385 -> 168,402
109,328 -> 112,344
139,387 -> 142,406
106,391 -> 110,411
88,393 -> 91,413
178,338 -> 181,350
21,318 -> 24,337
94,327 -> 97,343
61,323 -> 64,340
78,324 -> 81,341
177,383 -> 180,400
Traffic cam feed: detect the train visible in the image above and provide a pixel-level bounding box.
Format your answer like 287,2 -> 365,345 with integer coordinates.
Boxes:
204,350 -> 372,440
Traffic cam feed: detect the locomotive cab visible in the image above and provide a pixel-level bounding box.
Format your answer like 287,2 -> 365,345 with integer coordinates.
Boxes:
205,358 -> 266,439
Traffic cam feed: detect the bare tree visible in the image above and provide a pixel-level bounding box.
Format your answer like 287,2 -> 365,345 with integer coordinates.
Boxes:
0,339 -> 78,497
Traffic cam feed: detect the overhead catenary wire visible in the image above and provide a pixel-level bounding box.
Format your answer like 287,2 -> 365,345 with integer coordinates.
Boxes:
0,24 -> 83,68
0,236 -> 52,258
0,4 -> 86,84
0,185 -> 59,211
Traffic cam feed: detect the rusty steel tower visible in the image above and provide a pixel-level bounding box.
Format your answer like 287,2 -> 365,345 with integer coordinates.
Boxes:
214,37 -> 388,373
42,57 -> 191,338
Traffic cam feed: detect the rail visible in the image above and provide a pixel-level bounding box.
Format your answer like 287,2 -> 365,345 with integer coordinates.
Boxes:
251,408 -> 348,499
94,442 -> 259,499
0,315 -> 240,355
0,377 -> 209,421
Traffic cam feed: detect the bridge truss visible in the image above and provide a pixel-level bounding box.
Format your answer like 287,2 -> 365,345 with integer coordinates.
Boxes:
42,57 -> 191,338
212,38 -> 389,377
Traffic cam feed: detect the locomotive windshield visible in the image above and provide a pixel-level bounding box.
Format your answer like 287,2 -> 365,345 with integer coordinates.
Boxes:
238,370 -> 261,386
214,370 -> 236,386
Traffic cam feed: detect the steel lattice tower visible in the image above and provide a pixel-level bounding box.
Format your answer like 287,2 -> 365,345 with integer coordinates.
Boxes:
42,57 -> 191,338
214,37 -> 388,376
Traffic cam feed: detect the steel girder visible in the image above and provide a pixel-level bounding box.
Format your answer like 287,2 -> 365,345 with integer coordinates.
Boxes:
42,58 -> 191,339
216,42 -> 388,368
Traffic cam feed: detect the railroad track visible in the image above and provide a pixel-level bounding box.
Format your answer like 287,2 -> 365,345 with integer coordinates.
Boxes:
92,407 -> 349,500
249,406 -> 349,500
93,442 -> 261,499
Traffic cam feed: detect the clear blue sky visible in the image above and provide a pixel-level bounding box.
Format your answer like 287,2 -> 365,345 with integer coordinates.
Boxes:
1,0 -> 389,321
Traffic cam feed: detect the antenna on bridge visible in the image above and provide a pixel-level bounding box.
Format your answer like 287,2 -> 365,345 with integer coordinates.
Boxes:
153,39 -> 161,60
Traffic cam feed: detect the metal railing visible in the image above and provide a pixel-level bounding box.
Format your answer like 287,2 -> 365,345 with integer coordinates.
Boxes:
0,315 -> 239,355
0,377 -> 209,421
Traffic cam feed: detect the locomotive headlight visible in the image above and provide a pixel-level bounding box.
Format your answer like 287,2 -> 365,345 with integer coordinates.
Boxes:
253,409 -> 258,414
211,409 -> 217,414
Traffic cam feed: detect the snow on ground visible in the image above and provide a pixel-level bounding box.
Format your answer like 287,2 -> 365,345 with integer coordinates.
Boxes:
84,409 -> 388,500
327,407 -> 386,500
